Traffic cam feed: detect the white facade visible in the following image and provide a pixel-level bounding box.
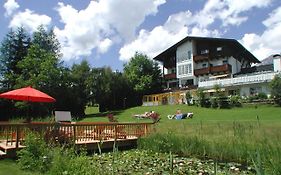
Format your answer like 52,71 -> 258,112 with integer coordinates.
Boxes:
174,40 -> 241,87
176,41 -> 195,87
228,56 -> 242,74
273,56 -> 281,72
198,71 -> 279,96
162,37 -> 278,98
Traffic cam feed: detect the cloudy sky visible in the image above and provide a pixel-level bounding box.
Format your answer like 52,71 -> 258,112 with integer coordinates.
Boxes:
1,0 -> 281,70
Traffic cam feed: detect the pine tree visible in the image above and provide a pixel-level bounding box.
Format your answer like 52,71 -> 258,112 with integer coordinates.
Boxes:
0,27 -> 31,89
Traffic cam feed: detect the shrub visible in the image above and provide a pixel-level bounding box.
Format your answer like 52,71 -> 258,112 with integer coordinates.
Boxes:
257,92 -> 268,100
210,97 -> 218,108
185,91 -> 192,105
49,148 -> 96,175
17,132 -> 52,173
195,88 -> 208,107
270,74 -> 281,106
229,95 -> 242,107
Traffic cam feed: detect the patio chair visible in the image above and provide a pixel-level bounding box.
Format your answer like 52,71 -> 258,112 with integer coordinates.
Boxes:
55,111 -> 72,123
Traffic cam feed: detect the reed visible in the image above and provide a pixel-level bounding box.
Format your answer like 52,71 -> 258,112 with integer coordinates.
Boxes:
139,120 -> 281,174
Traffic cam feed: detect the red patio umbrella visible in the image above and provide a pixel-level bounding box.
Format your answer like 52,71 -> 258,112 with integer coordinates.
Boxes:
0,86 -> 56,103
0,86 -> 56,122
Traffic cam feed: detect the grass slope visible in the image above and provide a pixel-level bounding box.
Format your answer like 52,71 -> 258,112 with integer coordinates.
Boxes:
83,104 -> 281,123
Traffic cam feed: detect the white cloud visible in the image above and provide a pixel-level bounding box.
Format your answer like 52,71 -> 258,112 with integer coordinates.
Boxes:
119,11 -> 220,61
98,38 -> 113,54
54,0 -> 165,61
4,0 -> 19,17
9,9 -> 51,32
240,6 -> 281,60
119,0 -> 273,61
199,0 -> 272,27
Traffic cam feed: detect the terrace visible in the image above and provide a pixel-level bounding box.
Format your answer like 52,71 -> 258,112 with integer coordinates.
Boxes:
0,122 -> 154,158
198,71 -> 278,88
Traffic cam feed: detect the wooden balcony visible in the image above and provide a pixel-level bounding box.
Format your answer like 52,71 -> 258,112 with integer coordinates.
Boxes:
164,73 -> 176,80
194,64 -> 232,76
193,55 -> 209,62
194,67 -> 210,76
210,64 -> 232,73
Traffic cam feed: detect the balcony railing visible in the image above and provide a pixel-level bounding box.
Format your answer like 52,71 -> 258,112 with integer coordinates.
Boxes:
193,55 -> 209,62
210,64 -> 232,73
198,72 -> 279,88
194,67 -> 210,76
194,64 -> 232,76
164,73 -> 176,79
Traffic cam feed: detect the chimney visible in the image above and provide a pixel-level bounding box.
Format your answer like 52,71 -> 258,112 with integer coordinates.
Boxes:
273,54 -> 281,72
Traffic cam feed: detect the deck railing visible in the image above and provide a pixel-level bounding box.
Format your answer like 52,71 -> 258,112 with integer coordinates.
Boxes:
0,122 -> 154,148
198,72 -> 279,88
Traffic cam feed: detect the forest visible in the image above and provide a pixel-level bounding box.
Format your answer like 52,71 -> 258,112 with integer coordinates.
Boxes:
0,26 -> 162,120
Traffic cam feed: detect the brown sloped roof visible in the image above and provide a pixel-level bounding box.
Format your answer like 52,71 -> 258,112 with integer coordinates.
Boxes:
153,36 -> 260,63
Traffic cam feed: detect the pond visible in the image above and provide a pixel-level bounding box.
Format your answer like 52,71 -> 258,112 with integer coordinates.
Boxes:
89,149 -> 255,174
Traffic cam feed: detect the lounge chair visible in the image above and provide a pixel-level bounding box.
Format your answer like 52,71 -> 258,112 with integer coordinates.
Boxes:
186,112 -> 193,119
133,112 -> 150,119
167,112 -> 194,120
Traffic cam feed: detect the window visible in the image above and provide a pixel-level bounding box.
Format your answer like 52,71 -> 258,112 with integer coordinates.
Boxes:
229,89 -> 239,95
201,49 -> 209,54
250,87 -> 262,95
222,60 -> 228,64
187,51 -> 191,60
167,67 -> 176,74
188,64 -> 192,74
202,63 -> 207,68
217,47 -> 222,51
178,63 -> 192,76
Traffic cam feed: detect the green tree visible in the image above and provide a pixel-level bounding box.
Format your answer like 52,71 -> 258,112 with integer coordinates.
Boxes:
69,60 -> 92,116
196,88 -> 208,107
13,26 -> 62,118
89,67 -> 131,112
270,74 -> 281,106
91,67 -> 115,112
16,44 -> 59,88
123,53 -> 162,105
32,25 -> 61,58
185,91 -> 192,105
0,27 -> 31,89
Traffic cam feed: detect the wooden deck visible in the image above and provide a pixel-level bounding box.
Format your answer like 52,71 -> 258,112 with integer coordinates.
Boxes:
0,122 -> 154,158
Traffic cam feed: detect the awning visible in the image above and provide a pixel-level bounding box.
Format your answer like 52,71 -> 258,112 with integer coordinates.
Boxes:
204,88 -> 226,93
209,74 -> 230,79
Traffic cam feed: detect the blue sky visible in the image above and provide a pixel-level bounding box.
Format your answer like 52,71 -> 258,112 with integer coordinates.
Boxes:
1,0 -> 281,71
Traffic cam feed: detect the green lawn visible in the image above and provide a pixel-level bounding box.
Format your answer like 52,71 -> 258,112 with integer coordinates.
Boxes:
2,104 -> 281,174
82,104 -> 281,141
83,104 -> 281,122
0,159 -> 39,175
